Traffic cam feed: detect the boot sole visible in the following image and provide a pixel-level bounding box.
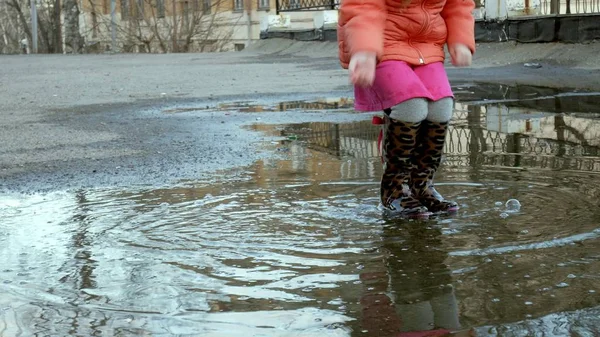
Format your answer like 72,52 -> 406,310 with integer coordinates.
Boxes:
428,205 -> 460,217
381,208 -> 433,219
385,206 -> 459,219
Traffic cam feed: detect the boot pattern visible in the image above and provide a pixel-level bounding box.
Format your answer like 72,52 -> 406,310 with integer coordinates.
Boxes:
380,116 -> 428,214
411,120 -> 458,212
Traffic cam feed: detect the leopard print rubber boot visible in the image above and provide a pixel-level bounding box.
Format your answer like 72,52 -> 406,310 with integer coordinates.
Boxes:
380,115 -> 430,216
411,120 -> 459,213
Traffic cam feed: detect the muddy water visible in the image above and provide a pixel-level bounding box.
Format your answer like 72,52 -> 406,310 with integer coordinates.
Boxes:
2,86 -> 600,336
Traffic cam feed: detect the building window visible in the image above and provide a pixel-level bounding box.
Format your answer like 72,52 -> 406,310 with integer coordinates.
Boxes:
235,43 -> 245,51
156,0 -> 165,18
120,0 -> 129,20
233,0 -> 243,11
257,0 -> 268,9
182,1 -> 190,25
203,0 -> 211,13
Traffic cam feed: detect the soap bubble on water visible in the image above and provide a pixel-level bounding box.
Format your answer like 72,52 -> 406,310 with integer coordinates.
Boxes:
500,212 -> 509,219
505,199 -> 521,212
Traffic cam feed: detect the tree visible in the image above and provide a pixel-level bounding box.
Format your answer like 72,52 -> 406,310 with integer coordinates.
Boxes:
0,0 -> 33,53
0,0 -> 80,53
63,0 -> 84,52
90,0 -> 238,53
0,0 -> 238,54
0,0 -> 24,53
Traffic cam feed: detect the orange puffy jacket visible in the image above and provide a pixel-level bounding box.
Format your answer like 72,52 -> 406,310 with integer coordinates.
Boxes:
337,0 -> 476,68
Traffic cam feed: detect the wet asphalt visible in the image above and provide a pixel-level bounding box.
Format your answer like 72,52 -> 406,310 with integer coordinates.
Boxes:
2,48 -> 600,193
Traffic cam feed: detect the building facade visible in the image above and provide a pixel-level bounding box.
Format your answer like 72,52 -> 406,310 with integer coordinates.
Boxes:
78,0 -> 284,52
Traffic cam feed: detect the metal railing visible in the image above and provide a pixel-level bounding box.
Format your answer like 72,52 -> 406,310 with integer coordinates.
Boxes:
276,0 -> 338,13
539,0 -> 600,14
274,0 -> 599,17
281,119 -> 600,173
275,0 -> 600,15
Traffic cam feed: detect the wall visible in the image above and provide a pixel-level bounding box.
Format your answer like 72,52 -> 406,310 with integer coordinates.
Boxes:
78,0 -> 280,52
506,0 -> 542,15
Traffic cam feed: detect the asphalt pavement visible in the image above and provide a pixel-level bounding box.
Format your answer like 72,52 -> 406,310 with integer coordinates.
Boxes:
2,40 -> 600,193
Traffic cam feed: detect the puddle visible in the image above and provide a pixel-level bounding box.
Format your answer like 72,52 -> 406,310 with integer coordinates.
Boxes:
3,84 -> 600,336
163,83 -> 600,117
163,98 -> 355,114
454,82 -> 600,115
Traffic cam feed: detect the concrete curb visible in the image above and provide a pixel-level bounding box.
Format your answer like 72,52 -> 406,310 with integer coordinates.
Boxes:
261,14 -> 600,44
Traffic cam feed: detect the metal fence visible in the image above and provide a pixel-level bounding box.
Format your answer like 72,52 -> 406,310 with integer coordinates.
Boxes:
275,0 -> 600,16
281,119 -> 600,173
276,0 -> 338,12
539,0 -> 600,14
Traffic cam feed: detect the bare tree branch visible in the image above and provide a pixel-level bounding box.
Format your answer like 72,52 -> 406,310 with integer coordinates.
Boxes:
6,0 -> 33,42
100,0 -> 237,53
1,0 -> 243,54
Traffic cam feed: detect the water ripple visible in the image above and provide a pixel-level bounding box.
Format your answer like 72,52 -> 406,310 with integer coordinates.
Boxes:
4,109 -> 600,335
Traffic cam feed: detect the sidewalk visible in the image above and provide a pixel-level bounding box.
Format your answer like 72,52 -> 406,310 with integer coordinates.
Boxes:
247,39 -> 600,90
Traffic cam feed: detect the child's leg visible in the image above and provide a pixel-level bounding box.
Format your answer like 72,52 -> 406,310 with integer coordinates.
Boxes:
427,97 -> 453,123
380,99 -> 429,214
410,97 -> 459,212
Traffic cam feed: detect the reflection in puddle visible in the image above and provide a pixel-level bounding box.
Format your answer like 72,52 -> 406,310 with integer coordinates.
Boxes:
163,97 -> 355,114
163,82 -> 600,116
454,82 -> 600,114
3,84 -> 600,336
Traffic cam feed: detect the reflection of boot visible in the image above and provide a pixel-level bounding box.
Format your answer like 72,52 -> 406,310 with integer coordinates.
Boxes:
411,120 -> 458,213
383,222 -> 463,335
430,286 -> 461,331
381,116 -> 429,215
396,300 -> 435,331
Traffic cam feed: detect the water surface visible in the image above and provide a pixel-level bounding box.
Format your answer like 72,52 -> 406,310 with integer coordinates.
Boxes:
2,85 -> 600,336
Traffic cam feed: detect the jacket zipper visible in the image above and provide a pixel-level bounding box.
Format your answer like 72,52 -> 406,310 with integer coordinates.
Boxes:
413,0 -> 430,64
416,49 -> 426,64
409,40 -> 426,64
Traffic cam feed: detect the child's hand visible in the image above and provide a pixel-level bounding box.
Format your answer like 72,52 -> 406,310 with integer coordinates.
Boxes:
349,51 -> 376,87
449,44 -> 472,67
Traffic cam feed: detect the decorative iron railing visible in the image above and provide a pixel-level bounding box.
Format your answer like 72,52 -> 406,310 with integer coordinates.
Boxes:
280,118 -> 600,173
274,0 -> 600,17
539,0 -> 600,14
276,0 -> 339,13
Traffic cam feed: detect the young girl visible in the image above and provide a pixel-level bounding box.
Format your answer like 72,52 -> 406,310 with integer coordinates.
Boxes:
337,0 -> 475,216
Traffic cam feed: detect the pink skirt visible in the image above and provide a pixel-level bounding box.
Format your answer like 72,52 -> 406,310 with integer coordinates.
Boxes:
354,61 -> 454,112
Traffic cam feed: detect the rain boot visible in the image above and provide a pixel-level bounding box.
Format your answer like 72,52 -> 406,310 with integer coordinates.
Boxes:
380,114 -> 430,216
411,120 -> 459,213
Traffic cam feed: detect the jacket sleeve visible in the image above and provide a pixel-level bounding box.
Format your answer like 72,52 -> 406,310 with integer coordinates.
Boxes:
441,0 -> 476,54
338,0 -> 387,59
